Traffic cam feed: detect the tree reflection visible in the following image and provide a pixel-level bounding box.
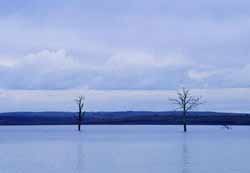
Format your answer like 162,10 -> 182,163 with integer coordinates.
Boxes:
76,141 -> 85,173
182,134 -> 190,173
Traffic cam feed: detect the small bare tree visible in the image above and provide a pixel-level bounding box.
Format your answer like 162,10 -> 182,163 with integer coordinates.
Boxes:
169,88 -> 202,132
75,96 -> 85,131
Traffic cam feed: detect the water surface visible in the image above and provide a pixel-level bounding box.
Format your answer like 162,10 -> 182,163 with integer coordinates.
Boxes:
0,125 -> 249,173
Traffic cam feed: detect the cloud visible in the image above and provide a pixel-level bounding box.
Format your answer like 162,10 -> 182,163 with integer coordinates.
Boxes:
0,0 -> 250,112
0,49 -> 193,90
0,0 -> 250,91
1,48 -> 250,90
105,52 -> 193,71
20,49 -> 84,73
93,51 -> 193,89
0,50 -> 89,89
187,69 -> 219,80
225,64 -> 250,86
186,64 -> 250,88
0,88 -> 250,113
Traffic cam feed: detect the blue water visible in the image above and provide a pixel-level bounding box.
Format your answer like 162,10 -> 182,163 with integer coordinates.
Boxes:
0,125 -> 249,173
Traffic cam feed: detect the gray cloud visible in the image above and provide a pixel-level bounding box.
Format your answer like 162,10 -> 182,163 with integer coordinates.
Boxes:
0,0 -> 250,90
0,48 -> 250,90
0,49 -> 192,89
0,0 -> 250,112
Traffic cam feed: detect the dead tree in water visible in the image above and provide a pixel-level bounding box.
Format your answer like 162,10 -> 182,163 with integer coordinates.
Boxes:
169,88 -> 202,132
75,96 -> 85,131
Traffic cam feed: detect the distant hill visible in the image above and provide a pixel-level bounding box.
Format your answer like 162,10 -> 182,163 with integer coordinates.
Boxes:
1,111 -> 249,117
0,111 -> 250,125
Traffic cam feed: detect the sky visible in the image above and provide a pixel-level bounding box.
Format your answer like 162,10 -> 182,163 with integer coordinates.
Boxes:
0,0 -> 250,112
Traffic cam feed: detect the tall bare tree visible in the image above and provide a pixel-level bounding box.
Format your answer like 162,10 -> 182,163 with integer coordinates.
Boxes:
169,88 -> 202,132
75,96 -> 85,131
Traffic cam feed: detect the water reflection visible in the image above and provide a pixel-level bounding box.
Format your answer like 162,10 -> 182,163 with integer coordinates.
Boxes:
181,134 -> 190,173
76,141 -> 85,173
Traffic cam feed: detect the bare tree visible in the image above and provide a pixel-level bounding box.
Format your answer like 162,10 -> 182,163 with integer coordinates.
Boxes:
75,96 -> 85,131
169,88 -> 202,132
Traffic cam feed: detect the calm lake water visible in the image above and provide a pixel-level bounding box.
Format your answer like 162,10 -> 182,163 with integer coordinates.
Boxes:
0,125 -> 249,173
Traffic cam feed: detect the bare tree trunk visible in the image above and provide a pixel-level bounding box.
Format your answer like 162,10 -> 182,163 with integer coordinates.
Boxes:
78,123 -> 81,131
75,96 -> 85,132
183,110 -> 187,132
78,110 -> 82,131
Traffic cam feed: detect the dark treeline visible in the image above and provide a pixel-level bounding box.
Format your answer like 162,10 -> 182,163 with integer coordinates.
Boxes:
0,111 -> 250,125
0,88 -> 249,132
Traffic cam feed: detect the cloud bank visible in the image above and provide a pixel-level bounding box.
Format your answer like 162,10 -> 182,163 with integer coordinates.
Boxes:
0,49 -> 249,90
0,88 -> 250,113
0,0 -> 250,111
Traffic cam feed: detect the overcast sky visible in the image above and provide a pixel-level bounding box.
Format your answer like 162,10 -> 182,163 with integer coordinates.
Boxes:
0,0 -> 250,112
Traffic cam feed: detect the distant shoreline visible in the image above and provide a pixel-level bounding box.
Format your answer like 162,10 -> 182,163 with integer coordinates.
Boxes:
0,111 -> 250,125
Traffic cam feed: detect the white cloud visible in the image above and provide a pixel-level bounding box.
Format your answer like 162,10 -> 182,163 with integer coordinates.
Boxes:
0,49 -> 193,90
0,49 -> 91,89
1,48 -> 250,90
187,69 -> 218,80
19,49 -> 82,72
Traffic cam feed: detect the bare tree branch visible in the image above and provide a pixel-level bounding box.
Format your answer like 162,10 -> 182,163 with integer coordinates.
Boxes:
169,88 -> 203,132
